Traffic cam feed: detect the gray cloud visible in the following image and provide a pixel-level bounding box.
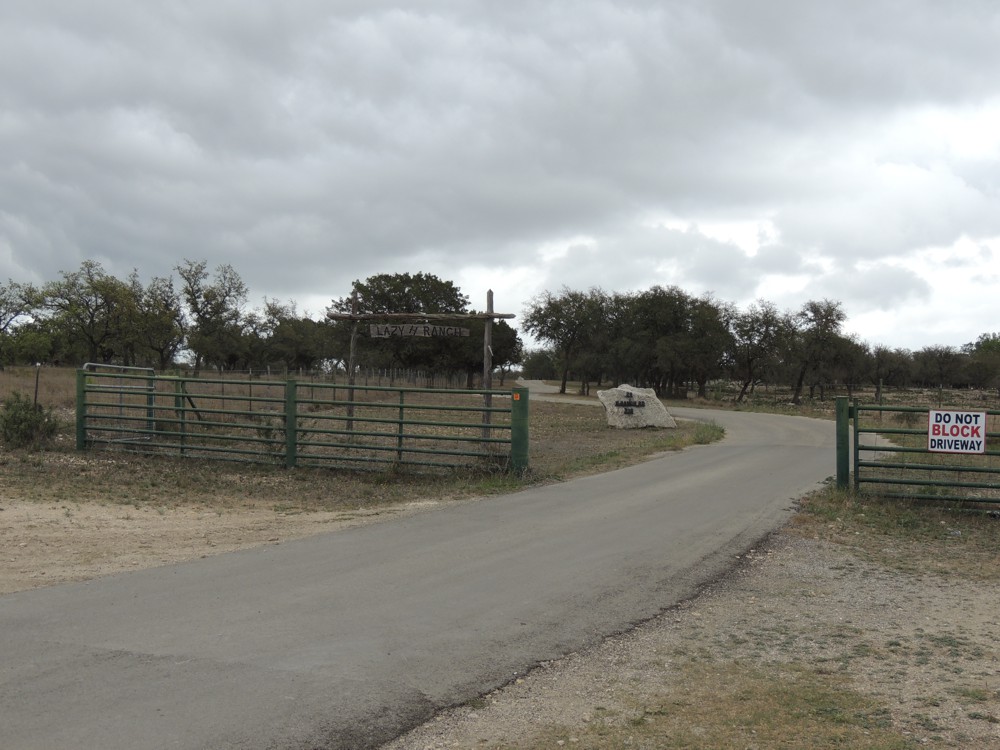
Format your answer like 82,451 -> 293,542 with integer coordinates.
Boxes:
1,1 -> 999,347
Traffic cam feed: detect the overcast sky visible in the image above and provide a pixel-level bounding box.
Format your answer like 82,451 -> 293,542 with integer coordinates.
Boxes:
2,1 -> 999,351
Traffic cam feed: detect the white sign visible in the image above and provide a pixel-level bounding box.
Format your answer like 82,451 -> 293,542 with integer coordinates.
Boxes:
927,410 -> 987,454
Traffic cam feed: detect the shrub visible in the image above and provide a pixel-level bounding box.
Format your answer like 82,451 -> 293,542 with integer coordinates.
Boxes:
0,391 -> 59,450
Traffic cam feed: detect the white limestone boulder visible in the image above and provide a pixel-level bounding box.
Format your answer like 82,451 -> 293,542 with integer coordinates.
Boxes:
597,384 -> 677,429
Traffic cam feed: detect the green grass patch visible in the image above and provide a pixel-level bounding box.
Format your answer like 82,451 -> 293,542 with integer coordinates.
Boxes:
967,711 -> 999,724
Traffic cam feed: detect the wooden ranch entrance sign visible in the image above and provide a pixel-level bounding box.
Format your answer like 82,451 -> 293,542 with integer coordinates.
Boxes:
326,289 -> 514,393
369,323 -> 470,338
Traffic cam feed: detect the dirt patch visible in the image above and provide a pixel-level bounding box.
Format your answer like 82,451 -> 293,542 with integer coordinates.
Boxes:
0,497 -> 448,595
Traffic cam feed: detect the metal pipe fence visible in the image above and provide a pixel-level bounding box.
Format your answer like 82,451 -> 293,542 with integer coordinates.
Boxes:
835,397 -> 1000,504
76,369 -> 529,474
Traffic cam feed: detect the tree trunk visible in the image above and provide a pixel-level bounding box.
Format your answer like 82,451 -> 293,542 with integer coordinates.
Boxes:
791,363 -> 807,404
736,378 -> 752,402
696,376 -> 708,399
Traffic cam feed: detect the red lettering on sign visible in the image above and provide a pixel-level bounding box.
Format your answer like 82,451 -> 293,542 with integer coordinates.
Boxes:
934,424 -> 984,438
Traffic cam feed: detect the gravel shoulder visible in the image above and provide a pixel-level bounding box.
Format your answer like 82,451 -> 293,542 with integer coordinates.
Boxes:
383,528 -> 1000,749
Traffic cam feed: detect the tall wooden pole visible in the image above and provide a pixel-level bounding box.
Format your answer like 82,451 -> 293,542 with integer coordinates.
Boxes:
347,291 -> 358,434
483,290 -> 494,391
482,290 -> 494,441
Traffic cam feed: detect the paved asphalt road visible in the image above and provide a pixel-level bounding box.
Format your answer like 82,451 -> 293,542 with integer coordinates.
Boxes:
0,405 -> 835,749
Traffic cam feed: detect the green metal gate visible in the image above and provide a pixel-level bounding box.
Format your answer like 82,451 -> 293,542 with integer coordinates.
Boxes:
77,369 -> 529,473
836,397 -> 1000,504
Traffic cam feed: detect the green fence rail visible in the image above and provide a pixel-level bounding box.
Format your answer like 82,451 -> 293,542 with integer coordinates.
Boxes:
835,397 -> 1000,504
76,367 -> 529,473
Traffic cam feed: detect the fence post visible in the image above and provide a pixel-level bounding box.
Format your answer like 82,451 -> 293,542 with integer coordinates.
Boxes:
173,378 -> 186,455
852,400 -> 861,492
146,374 -> 156,434
511,386 -> 529,474
285,379 -> 298,469
397,390 -> 405,463
835,396 -> 849,490
75,369 -> 87,450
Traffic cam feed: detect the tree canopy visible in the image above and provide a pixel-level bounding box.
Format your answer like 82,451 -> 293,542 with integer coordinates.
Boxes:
326,272 -> 522,384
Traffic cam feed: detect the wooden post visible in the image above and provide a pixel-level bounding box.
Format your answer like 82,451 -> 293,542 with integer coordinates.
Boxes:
482,290 -> 494,441
835,396 -> 849,490
347,291 -> 358,435
483,290 -> 494,391
511,386 -> 529,474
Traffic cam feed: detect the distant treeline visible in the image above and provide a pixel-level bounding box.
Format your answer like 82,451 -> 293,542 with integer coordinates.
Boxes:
519,287 -> 1000,400
2,264 -> 997,398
